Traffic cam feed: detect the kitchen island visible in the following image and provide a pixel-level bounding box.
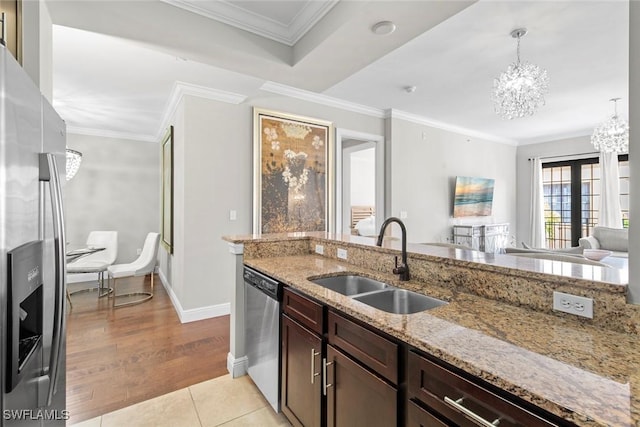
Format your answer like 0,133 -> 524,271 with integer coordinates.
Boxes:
224,232 -> 639,426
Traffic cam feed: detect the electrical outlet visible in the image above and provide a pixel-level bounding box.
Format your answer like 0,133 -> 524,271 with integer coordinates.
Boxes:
229,210 -> 237,221
315,244 -> 324,255
337,248 -> 348,260
553,291 -> 593,319
399,211 -> 408,219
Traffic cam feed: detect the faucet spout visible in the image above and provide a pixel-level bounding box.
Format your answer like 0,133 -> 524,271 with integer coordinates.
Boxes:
376,217 -> 410,281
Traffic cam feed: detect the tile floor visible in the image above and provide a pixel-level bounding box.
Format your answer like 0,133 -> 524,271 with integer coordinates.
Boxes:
70,375 -> 291,427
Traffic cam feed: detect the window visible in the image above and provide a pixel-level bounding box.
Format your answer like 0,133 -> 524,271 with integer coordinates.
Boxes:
542,155 -> 627,249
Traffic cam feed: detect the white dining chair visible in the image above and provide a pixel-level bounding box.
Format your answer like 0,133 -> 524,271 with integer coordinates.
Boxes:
67,231 -> 118,298
108,232 -> 160,308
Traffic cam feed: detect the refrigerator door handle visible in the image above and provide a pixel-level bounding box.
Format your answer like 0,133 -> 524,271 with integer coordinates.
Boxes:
38,153 -> 66,407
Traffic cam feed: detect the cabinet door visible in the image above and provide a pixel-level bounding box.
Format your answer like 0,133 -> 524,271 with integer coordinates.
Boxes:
326,345 -> 397,427
281,314 -> 322,427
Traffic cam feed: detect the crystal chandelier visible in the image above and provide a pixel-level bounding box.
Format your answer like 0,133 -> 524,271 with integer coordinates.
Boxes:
66,149 -> 82,180
492,28 -> 549,120
591,98 -> 629,153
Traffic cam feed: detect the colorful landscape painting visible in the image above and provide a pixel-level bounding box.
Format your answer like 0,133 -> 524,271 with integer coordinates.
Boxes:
453,176 -> 495,217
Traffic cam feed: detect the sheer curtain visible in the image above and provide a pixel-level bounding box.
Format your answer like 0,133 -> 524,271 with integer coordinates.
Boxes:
598,152 -> 623,228
530,158 -> 546,247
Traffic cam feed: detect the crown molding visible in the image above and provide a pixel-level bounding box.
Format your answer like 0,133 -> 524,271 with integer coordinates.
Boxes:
386,109 -> 519,146
156,81 -> 248,141
161,0 -> 337,46
516,128 -> 593,146
66,126 -> 157,143
260,81 -> 386,118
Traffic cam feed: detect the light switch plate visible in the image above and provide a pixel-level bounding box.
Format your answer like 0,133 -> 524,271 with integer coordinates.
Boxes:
337,248 -> 348,260
553,291 -> 593,319
229,210 -> 237,221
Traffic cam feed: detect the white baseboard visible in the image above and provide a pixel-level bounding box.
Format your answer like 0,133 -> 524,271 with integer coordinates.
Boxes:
227,353 -> 248,378
158,268 -> 230,323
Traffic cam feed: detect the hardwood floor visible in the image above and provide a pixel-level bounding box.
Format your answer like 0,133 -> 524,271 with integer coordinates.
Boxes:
66,275 -> 230,424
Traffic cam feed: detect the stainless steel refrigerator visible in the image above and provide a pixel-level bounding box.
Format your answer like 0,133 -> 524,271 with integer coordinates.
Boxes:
0,44 -> 67,425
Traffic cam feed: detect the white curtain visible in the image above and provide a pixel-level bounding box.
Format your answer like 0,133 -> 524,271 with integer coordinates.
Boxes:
598,152 -> 623,228
529,157 -> 546,247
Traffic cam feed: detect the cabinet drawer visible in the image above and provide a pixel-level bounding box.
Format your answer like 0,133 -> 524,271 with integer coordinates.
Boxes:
283,288 -> 324,335
408,351 -> 557,427
327,311 -> 398,384
407,400 -> 450,427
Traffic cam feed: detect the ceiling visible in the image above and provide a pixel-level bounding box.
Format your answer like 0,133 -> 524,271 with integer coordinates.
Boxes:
48,0 -> 629,145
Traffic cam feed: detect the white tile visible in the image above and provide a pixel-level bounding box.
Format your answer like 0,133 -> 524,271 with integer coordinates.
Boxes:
101,388 -> 200,427
69,416 -> 102,427
189,375 -> 267,427
218,407 -> 291,427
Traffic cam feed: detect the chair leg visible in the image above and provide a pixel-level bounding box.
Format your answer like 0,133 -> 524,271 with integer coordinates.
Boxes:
66,288 -> 72,310
112,274 -> 154,308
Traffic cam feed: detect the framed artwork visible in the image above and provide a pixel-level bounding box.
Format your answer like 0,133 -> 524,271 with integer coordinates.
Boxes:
453,176 -> 495,218
253,108 -> 334,234
161,126 -> 174,253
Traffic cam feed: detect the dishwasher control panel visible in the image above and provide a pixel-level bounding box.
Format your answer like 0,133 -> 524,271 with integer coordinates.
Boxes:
243,266 -> 282,300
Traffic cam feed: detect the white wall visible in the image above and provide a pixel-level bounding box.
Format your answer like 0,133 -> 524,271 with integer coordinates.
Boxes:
350,148 -> 376,206
387,118 -> 517,244
157,93 -> 385,316
21,0 -> 53,101
158,101 -> 185,306
64,133 -> 160,263
629,2 -> 639,303
515,135 -> 597,248
156,93 -> 522,315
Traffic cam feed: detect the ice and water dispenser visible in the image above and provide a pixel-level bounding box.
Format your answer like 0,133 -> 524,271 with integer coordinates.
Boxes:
6,240 -> 44,392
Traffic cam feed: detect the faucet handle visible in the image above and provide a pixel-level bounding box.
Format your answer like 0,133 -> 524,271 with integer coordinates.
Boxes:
393,256 -> 406,275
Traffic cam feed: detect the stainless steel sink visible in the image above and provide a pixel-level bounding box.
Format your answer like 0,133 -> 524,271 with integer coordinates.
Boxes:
353,289 -> 447,314
310,275 -> 391,296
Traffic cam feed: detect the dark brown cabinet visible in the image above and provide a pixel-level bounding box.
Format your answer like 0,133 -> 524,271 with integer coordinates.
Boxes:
281,314 -> 322,427
326,344 -> 397,427
281,287 -> 399,427
407,350 -> 566,427
281,287 -> 570,427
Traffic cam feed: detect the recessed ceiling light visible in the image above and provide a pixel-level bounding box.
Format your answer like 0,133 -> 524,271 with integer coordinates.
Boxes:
404,86 -> 417,93
371,21 -> 396,36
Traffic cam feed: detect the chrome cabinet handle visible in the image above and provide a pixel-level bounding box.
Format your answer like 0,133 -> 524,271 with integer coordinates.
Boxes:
310,349 -> 320,384
444,396 -> 501,427
39,153 -> 67,407
323,358 -> 333,396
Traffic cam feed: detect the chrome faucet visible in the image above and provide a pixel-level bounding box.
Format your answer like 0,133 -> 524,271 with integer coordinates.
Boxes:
376,217 -> 410,281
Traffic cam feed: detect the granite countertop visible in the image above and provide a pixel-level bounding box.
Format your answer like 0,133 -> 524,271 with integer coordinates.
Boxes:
226,232 -> 629,288
244,254 -> 640,427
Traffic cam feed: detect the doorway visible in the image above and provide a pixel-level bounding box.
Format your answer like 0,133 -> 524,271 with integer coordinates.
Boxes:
335,129 -> 385,236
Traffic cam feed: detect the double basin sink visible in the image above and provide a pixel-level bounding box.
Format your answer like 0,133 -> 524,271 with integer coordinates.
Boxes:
310,275 -> 447,315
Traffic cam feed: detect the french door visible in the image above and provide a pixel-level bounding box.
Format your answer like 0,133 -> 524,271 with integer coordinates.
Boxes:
542,155 -> 628,248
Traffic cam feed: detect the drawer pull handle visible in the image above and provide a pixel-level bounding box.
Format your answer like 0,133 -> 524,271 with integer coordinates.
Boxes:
323,358 -> 333,396
310,349 -> 320,384
444,396 -> 501,427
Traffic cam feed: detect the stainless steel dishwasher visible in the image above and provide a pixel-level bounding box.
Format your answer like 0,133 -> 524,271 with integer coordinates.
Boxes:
244,266 -> 282,412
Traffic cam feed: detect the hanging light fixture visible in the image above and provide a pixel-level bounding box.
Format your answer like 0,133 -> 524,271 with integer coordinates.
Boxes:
66,148 -> 82,180
492,28 -> 549,120
591,98 -> 629,153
